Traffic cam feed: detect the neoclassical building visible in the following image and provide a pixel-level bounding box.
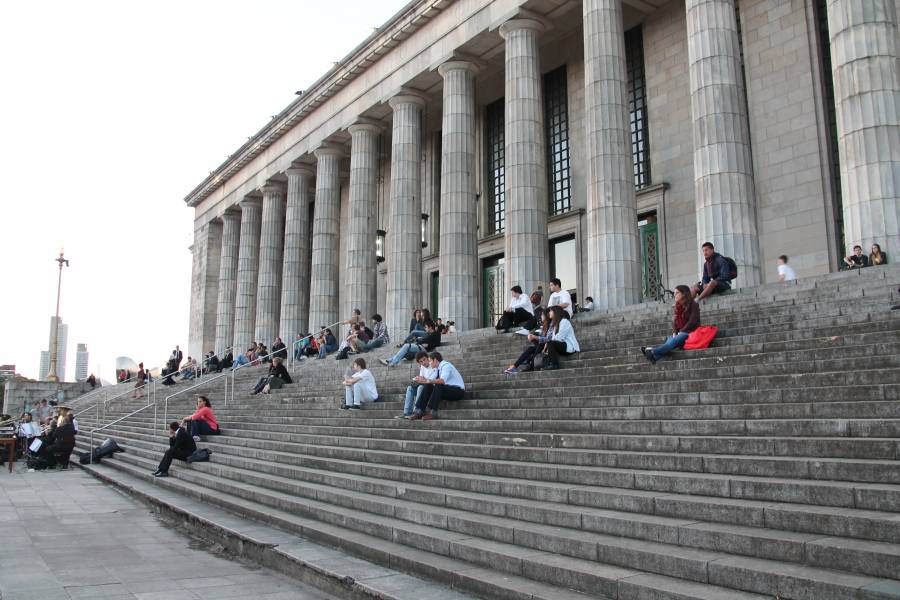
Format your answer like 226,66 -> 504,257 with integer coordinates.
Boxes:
186,0 -> 900,360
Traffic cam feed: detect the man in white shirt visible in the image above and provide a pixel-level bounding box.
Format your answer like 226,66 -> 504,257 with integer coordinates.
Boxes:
408,352 -> 465,421
496,285 -> 535,333
341,358 -> 378,410
777,255 -> 797,282
547,278 -> 573,317
396,351 -> 437,418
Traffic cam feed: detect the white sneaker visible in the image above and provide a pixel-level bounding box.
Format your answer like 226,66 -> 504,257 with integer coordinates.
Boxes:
193,436 -> 201,442
379,359 -> 390,366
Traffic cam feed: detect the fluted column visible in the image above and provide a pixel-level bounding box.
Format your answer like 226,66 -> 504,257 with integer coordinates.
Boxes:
254,183 -> 286,345
687,0 -> 761,287
233,197 -> 262,353
387,93 -> 426,341
280,165 -> 314,341
827,0 -> 900,258
308,145 -> 343,333
345,122 -> 381,319
438,60 -> 480,331
584,0 -> 643,307
214,209 -> 241,356
500,18 -> 549,297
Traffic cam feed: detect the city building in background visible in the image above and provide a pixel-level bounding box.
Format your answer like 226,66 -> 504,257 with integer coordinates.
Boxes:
38,316 -> 68,381
75,343 -> 89,381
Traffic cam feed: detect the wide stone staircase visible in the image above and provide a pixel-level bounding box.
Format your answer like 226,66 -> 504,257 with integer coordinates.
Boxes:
73,265 -> 900,600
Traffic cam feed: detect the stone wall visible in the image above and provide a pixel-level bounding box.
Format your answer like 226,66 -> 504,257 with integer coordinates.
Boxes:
2,380 -> 92,416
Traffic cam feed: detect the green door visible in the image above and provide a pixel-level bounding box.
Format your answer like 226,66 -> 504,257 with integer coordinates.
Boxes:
430,271 -> 439,317
482,261 -> 505,328
639,221 -> 660,300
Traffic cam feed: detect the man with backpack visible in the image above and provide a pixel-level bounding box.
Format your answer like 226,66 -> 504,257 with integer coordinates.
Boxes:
692,242 -> 735,302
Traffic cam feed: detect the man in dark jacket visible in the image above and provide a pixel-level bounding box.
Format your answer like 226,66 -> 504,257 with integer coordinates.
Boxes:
153,421 -> 196,477
691,242 -> 732,301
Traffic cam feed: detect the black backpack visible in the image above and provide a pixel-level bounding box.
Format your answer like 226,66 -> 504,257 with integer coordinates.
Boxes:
724,256 -> 738,280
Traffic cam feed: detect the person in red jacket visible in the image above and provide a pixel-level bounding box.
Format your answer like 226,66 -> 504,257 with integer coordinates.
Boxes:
641,285 -> 700,364
183,396 -> 219,439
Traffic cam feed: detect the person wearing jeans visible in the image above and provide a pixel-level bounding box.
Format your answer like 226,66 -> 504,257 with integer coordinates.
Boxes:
397,351 -> 436,418
381,322 -> 441,366
408,352 -> 465,421
642,284 -> 700,364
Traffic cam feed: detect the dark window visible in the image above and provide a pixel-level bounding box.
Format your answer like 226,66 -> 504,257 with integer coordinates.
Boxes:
625,26 -> 651,189
484,99 -> 506,235
544,66 -> 572,215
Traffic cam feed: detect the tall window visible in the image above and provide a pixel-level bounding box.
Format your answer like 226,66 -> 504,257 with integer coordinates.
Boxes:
485,99 -> 506,234
544,66 -> 572,215
625,26 -> 651,189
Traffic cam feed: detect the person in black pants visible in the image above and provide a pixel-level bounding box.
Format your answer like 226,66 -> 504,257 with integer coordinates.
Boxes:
496,285 -> 535,333
153,421 -> 196,477
409,352 -> 466,421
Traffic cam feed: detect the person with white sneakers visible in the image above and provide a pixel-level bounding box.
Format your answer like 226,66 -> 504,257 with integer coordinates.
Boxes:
341,358 -> 378,410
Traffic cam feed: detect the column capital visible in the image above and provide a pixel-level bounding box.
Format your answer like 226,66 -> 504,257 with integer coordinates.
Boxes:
313,143 -> 345,160
261,182 -> 285,196
438,59 -> 481,78
285,164 -> 316,178
348,119 -> 383,136
499,17 -> 547,39
238,196 -> 261,210
389,90 -> 427,110
221,207 -> 242,223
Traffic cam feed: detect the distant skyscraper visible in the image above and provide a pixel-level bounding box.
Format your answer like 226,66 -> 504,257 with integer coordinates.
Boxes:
75,344 -> 89,382
38,316 -> 68,381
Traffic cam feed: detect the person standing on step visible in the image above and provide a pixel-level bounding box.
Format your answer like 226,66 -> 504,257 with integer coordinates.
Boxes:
543,306 -> 580,370
131,363 -> 147,398
183,396 -> 219,439
341,358 -> 378,410
547,278 -> 573,317
381,321 -> 441,366
777,255 -> 796,282
153,421 -> 196,478
496,285 -> 535,333
408,351 -> 465,421
641,284 -> 700,364
396,351 -> 437,418
691,242 -> 732,302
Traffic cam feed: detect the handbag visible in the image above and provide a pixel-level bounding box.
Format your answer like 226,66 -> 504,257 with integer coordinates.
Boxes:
684,325 -> 718,350
186,448 -> 211,463
532,352 -> 547,371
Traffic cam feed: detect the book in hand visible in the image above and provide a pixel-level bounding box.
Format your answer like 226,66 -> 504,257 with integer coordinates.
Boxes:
514,328 -> 531,336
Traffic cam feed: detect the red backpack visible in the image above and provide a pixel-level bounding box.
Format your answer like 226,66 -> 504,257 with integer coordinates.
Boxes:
684,325 -> 718,350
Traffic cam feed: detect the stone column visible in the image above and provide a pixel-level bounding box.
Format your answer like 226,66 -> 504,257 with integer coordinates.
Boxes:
214,209 -> 240,356
188,219 -> 222,361
308,145 -> 343,333
583,0 -> 643,307
254,183 -> 286,346
232,197 -> 262,353
438,60 -> 481,331
280,165 -> 314,342
827,0 -> 900,258
345,122 -> 381,320
386,93 -> 426,341
500,18 -> 549,297
686,0 -> 761,287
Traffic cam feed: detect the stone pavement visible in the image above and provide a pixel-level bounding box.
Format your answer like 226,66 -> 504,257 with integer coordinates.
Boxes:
0,466 -> 337,600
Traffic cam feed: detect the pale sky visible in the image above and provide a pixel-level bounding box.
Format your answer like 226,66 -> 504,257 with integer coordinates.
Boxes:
0,0 -> 406,382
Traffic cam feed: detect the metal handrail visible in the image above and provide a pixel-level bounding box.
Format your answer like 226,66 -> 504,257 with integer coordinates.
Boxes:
88,400 -> 158,464
163,370 -> 232,428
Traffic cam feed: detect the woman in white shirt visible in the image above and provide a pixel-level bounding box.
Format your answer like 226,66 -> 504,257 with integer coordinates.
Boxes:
341,358 -> 378,410
543,306 -> 580,370
496,285 -> 535,333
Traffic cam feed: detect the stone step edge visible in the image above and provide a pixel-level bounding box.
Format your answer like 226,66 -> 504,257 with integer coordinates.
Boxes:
79,449 -> 891,600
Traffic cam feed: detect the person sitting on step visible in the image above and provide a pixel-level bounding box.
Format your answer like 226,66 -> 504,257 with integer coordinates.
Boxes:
547,278 -> 573,317
355,314 -> 390,352
842,244 -> 869,270
408,351 -> 465,421
183,396 -> 219,439
396,351 -> 437,418
496,285 -> 535,333
505,310 -> 552,374
217,348 -> 233,372
153,421 -> 196,478
341,358 -> 378,410
316,328 -> 338,359
543,306 -> 580,370
870,243 -> 888,267
641,284 -> 700,364
203,351 -> 219,375
777,255 -> 796,282
400,309 -> 432,345
271,337 -> 287,360
381,321 -> 441,366
580,296 -> 595,312
691,242 -> 732,302
250,357 -> 292,395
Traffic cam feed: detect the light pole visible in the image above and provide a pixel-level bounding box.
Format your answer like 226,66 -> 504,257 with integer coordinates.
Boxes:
46,250 -> 69,383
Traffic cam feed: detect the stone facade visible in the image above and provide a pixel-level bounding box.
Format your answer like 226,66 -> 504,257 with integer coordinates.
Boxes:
186,0 -> 900,354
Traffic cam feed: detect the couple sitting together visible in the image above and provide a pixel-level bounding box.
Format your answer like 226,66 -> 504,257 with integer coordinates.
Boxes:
504,305 -> 580,374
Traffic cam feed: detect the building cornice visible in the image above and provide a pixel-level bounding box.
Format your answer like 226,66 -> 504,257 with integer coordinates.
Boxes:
184,0 -> 453,207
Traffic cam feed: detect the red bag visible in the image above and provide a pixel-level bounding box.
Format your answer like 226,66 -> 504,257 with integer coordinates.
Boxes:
684,325 -> 718,350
